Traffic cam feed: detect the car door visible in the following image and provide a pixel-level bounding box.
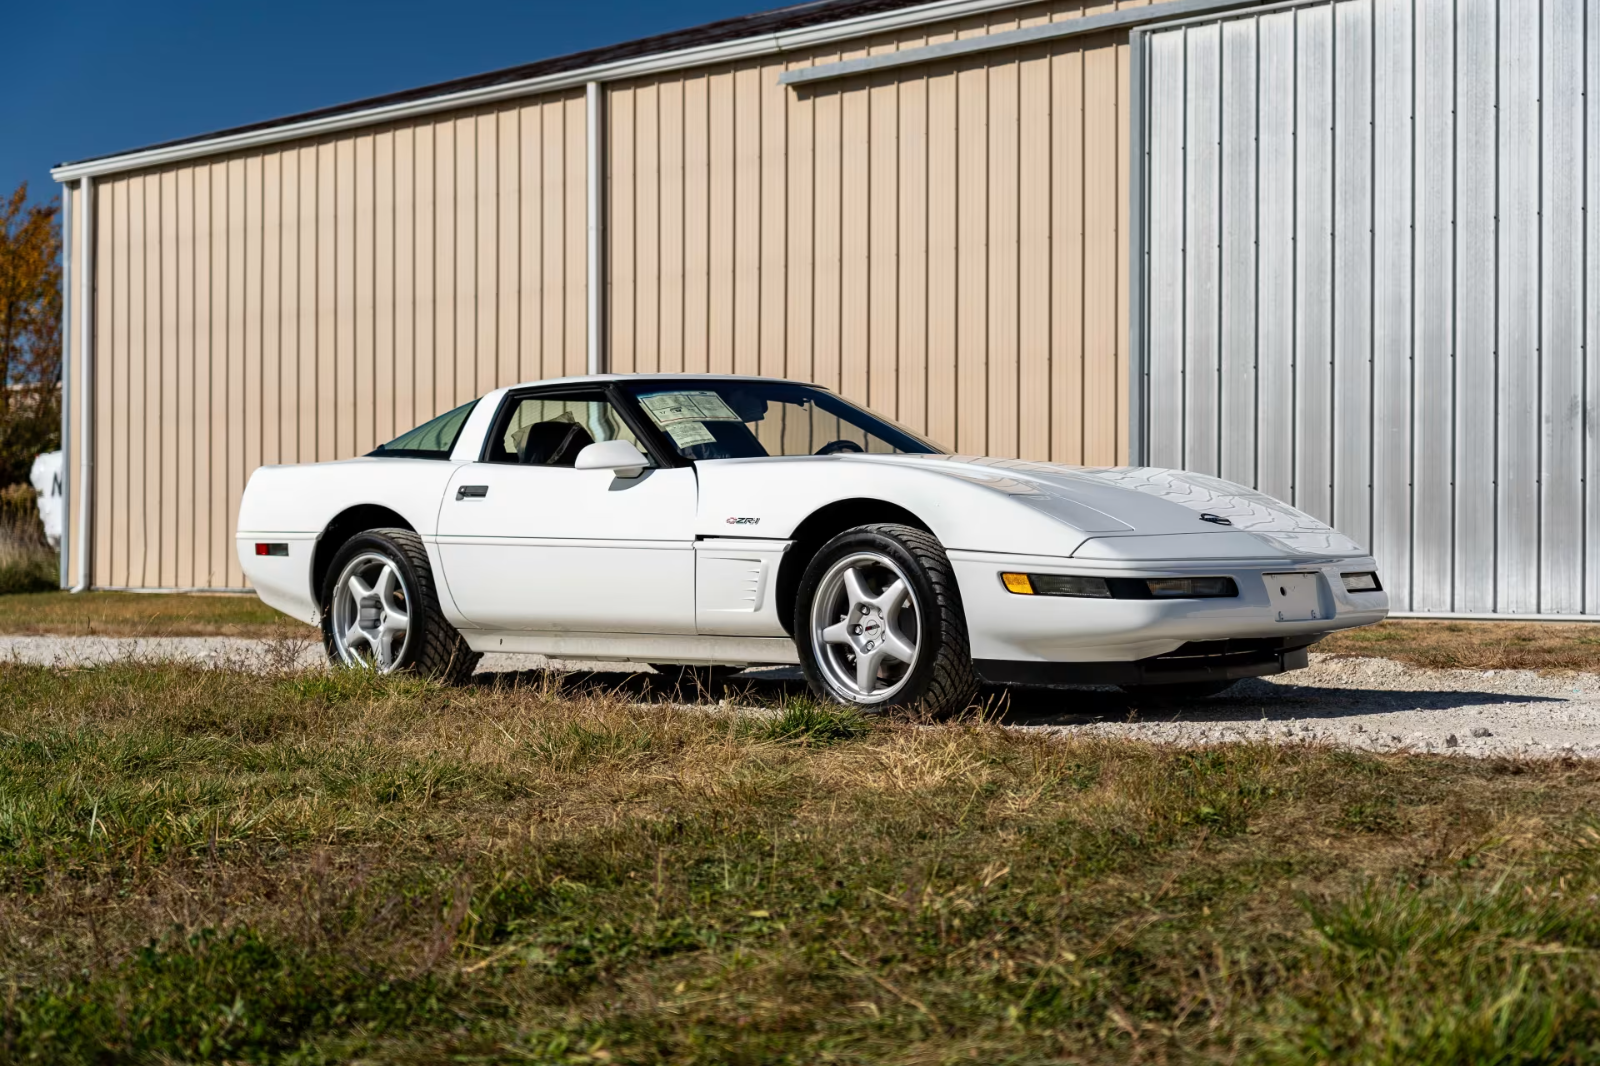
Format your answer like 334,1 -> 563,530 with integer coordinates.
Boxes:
434,388 -> 697,633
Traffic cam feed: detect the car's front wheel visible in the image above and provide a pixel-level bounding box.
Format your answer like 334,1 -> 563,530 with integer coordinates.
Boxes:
320,528 -> 480,683
795,524 -> 978,717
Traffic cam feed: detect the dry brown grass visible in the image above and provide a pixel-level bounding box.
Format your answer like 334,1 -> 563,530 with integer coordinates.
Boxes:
3,662 -> 1600,1063
0,589 -> 299,636
1319,618 -> 1600,673
0,488 -> 57,595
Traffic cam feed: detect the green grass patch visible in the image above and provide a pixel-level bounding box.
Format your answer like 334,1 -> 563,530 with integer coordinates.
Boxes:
0,589 -> 297,636
0,661 -> 1598,1063
760,701 -> 873,744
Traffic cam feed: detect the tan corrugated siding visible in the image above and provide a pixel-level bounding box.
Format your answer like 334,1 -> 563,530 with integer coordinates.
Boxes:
86,92 -> 586,588
82,0 -> 1147,589
606,0 -> 1138,462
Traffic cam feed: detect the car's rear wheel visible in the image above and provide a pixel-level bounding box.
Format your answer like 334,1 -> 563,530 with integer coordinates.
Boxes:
321,528 -> 480,683
795,524 -> 977,717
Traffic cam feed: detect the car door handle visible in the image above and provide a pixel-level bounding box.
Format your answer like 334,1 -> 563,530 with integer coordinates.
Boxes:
456,484 -> 489,501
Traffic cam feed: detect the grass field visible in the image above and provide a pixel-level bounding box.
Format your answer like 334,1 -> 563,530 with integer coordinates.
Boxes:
1319,619 -> 1600,673
0,590 -> 297,637
2,662 -> 1599,1063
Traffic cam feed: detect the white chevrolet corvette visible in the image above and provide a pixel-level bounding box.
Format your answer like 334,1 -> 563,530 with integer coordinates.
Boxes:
237,374 -> 1387,713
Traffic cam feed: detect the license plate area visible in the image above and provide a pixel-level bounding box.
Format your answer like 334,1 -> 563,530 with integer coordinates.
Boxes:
1264,573 -> 1324,622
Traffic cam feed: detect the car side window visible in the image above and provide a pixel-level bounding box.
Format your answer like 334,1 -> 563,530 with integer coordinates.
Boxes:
484,393 -> 649,467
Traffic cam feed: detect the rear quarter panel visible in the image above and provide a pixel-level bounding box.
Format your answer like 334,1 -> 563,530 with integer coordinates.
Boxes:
236,458 -> 460,622
236,459 -> 458,535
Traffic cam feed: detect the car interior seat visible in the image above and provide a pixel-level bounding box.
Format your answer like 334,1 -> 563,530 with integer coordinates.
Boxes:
518,421 -> 596,466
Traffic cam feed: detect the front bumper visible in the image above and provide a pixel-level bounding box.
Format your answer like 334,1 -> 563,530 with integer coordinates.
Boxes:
977,637 -> 1313,688
950,548 -> 1388,664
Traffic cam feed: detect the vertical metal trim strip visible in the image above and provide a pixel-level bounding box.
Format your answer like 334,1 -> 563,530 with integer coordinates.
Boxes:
73,177 -> 94,592
587,80 -> 606,375
58,184 -> 72,589
1129,28 -> 1150,465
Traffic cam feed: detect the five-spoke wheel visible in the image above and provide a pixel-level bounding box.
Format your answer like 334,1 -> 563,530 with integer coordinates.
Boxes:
319,528 -> 480,683
330,552 -> 412,670
795,523 -> 978,716
810,552 -> 921,703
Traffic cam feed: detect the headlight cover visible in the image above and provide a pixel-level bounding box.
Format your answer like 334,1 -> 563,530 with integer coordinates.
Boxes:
1001,573 -> 1111,598
1145,576 -> 1238,598
1341,571 -> 1382,592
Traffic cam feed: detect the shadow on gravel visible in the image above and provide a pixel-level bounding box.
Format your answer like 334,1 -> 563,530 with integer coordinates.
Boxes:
471,665 -> 1566,728
471,666 -> 813,706
988,676 -> 1566,728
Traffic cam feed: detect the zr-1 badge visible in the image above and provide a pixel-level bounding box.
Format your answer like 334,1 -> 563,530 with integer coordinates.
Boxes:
726,517 -> 761,526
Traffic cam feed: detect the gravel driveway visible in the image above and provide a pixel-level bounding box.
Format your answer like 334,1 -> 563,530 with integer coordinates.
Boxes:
4,635 -> 1596,759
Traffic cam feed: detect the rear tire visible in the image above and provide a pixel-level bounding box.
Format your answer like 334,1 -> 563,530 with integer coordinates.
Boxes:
320,528 -> 480,684
1120,679 -> 1238,704
795,523 -> 978,717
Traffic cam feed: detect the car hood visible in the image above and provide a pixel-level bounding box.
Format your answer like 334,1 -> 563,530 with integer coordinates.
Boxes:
849,454 -> 1365,556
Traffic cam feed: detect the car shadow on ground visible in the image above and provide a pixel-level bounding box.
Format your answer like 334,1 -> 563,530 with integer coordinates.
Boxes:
471,665 -> 1567,727
988,676 -> 1567,728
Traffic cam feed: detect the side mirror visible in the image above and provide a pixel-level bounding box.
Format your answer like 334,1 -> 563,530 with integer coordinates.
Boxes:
574,439 -> 649,479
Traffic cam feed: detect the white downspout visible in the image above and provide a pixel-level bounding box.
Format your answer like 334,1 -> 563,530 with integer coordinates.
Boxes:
71,176 -> 93,593
586,80 -> 605,376
58,183 -> 71,589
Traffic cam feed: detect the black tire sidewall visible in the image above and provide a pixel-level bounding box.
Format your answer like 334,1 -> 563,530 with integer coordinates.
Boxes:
794,525 -> 954,709
319,530 -> 431,671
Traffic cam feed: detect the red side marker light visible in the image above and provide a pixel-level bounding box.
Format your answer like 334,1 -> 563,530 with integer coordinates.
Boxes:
255,543 -> 289,557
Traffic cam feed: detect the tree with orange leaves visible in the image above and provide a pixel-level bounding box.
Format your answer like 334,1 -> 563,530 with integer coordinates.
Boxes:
0,182 -> 62,487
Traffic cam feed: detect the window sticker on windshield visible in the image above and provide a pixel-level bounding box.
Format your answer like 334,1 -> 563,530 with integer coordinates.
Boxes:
664,421 -> 717,448
639,391 -> 742,426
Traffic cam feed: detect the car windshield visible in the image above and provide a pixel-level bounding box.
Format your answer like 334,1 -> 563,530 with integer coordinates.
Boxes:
624,381 -> 944,461
369,400 -> 478,459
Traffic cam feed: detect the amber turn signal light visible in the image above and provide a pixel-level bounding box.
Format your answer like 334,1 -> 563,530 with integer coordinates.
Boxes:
1001,573 -> 1034,594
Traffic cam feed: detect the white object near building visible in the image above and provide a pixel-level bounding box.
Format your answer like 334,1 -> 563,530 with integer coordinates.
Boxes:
30,450 -> 64,549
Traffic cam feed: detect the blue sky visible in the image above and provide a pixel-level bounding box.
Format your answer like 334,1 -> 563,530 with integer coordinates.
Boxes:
2,0 -> 773,205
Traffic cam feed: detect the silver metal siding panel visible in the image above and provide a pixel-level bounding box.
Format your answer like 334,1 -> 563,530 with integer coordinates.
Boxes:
1411,0 -> 1455,611
1453,0 -> 1496,613
1370,0 -> 1414,608
1294,4 -> 1334,521
1184,24 -> 1223,474
1148,28 -> 1190,468
1540,0 -> 1585,614
1496,0 -> 1541,614
1589,0 -> 1600,615
1255,11 -> 1298,504
1219,16 -> 1259,487
1139,0 -> 1597,619
1331,0 -> 1373,548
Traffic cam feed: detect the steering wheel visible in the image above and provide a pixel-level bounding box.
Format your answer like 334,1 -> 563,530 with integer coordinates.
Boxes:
815,439 -> 865,456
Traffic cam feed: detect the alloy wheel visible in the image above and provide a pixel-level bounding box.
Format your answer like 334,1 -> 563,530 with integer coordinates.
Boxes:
330,552 -> 412,671
809,551 -> 922,703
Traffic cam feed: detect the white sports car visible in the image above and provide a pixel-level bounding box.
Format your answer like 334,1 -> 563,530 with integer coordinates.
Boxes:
237,374 -> 1387,713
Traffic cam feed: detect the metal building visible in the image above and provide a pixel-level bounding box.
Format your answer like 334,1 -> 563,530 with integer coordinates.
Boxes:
49,0 -> 1599,619
1136,0 -> 1600,618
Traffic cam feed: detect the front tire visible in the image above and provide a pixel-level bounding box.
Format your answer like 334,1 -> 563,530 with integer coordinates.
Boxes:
795,524 -> 978,717
320,528 -> 480,684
